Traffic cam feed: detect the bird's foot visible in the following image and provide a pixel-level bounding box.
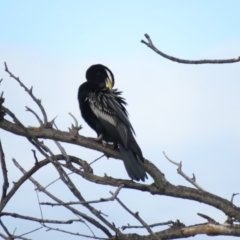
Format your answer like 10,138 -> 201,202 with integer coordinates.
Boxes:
88,134 -> 109,149
88,134 -> 103,142
102,141 -> 107,148
109,142 -> 117,149
102,142 -> 117,149
103,142 -> 117,159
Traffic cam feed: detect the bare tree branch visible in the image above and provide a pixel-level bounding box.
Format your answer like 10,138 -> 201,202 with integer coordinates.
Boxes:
43,143 -> 118,233
0,232 -> 8,240
181,223 -> 240,237
118,222 -> 240,239
225,193 -> 240,225
35,180 -> 44,223
0,153 -> 93,214
141,33 -> 240,64
41,184 -> 124,206
4,62 -> 48,124
197,213 -> 218,224
1,111 -> 239,222
13,158 -> 113,238
121,221 -> 173,230
20,131 -> 121,237
44,225 -> 108,239
1,212 -> 83,224
68,112 -> 82,138
1,63 -> 240,239
17,226 -> 43,239
112,193 -> 160,240
231,193 -> 239,203
0,117 -> 167,184
163,151 -> 205,191
0,219 -> 12,239
43,153 -> 97,189
0,141 -> 9,201
31,149 -> 39,163
25,106 -> 43,126
66,162 -> 240,222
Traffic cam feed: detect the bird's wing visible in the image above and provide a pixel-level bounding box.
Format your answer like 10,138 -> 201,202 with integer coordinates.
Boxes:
107,93 -> 135,133
88,91 -> 131,148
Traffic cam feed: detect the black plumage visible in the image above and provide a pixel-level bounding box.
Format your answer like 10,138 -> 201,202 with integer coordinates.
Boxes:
78,64 -> 147,181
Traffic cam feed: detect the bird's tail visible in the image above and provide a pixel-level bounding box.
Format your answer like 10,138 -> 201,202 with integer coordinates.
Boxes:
119,143 -> 147,181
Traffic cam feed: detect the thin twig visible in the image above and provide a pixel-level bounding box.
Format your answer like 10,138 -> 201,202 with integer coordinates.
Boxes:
1,212 -> 83,224
1,106 -> 27,132
45,225 -> 107,239
41,184 -> 124,206
43,154 -> 102,189
0,156 -> 49,212
0,219 -> 12,239
231,193 -> 239,203
54,141 -> 70,163
34,140 -> 120,235
18,226 -> 43,238
141,33 -> 240,64
89,154 -> 105,165
35,184 -> 44,224
197,213 -> 218,224
134,212 -> 161,240
4,62 -> 48,124
13,158 -> 112,237
1,154 -> 91,213
112,193 -> 160,240
31,149 -> 38,163
0,141 -> 9,201
25,106 -> 43,125
0,231 -> 30,240
163,151 -> 205,191
122,221 -> 173,230
69,112 -> 79,128
68,112 -> 82,137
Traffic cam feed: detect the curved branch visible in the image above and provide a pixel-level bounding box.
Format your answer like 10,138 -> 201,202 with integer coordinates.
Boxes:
163,151 -> 204,190
0,118 -> 166,184
141,34 -> 240,64
25,106 -> 43,125
64,163 -> 240,222
0,117 -> 239,222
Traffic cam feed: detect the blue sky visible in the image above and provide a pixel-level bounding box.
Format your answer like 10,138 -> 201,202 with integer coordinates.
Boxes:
2,1 -> 240,57
0,1 -> 240,239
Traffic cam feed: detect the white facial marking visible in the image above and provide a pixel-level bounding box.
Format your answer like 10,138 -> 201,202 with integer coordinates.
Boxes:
105,69 -> 112,83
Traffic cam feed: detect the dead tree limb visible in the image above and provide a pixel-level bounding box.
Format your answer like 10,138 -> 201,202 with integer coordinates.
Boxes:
141,33 -> 240,64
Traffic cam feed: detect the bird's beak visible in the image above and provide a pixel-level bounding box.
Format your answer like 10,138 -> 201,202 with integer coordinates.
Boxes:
106,78 -> 113,90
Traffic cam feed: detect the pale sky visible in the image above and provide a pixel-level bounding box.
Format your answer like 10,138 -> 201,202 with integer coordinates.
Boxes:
0,1 -> 240,239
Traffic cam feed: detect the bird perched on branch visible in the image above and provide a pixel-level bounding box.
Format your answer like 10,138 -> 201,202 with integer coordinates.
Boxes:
78,64 -> 147,181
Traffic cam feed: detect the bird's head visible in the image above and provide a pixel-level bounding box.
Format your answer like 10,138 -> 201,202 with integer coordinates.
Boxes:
86,64 -> 114,90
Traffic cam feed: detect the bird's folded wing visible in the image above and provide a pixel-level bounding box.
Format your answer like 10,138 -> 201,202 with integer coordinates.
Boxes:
88,92 -> 131,148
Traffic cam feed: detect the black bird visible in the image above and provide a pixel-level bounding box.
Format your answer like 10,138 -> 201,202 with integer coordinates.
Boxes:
78,64 -> 147,181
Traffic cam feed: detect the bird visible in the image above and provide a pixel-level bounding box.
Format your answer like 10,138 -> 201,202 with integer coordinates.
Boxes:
78,64 -> 147,181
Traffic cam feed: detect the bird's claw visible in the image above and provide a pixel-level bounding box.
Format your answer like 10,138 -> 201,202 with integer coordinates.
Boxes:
88,133 -> 103,142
